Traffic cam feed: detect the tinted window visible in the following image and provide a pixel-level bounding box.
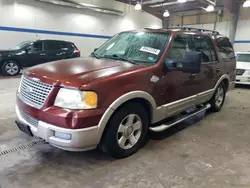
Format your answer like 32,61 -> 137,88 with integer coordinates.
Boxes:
43,41 -> 61,51
236,54 -> 250,62
194,35 -> 217,62
166,34 -> 194,59
31,42 -> 42,52
215,37 -> 235,61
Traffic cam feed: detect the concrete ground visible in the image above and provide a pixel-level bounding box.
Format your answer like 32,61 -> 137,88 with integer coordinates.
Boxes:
1,76 -> 250,188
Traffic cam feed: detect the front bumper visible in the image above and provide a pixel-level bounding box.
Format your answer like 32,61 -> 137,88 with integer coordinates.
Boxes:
16,105 -> 100,151
236,75 -> 250,85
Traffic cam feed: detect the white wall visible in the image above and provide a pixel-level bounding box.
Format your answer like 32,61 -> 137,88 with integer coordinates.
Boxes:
0,0 -> 162,56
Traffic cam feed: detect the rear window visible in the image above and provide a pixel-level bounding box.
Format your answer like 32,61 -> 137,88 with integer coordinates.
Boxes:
236,54 -> 250,62
215,37 -> 235,61
60,42 -> 77,50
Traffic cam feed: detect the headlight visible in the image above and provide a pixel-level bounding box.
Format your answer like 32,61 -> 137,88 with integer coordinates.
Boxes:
54,88 -> 98,110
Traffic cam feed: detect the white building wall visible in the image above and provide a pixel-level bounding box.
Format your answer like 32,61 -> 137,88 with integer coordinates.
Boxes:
0,0 -> 162,56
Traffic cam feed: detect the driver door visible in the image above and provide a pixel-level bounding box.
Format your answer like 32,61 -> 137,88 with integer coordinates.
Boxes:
22,41 -> 43,67
156,34 -> 201,106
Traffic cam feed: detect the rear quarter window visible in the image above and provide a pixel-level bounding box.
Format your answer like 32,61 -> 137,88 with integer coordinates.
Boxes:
215,37 -> 235,61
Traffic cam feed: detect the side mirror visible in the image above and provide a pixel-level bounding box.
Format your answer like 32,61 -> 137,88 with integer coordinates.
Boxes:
165,51 -> 202,73
94,48 -> 98,52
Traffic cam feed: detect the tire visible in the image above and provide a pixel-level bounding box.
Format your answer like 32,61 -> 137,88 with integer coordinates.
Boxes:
100,103 -> 149,159
209,82 -> 226,112
2,60 -> 20,76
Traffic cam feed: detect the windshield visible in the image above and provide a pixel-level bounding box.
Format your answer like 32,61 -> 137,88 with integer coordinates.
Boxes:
13,41 -> 33,50
94,32 -> 170,64
236,54 -> 250,62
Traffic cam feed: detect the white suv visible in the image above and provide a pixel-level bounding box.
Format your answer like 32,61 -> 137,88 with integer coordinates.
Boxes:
236,52 -> 250,85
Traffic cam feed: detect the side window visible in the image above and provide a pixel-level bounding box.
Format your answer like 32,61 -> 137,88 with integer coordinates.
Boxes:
166,34 -> 194,59
30,42 -> 42,52
215,37 -> 235,61
43,41 -> 61,51
193,35 -> 218,63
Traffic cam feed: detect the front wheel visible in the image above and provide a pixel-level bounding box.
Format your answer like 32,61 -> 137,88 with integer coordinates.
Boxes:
2,60 -> 20,76
209,82 -> 226,112
100,103 -> 148,158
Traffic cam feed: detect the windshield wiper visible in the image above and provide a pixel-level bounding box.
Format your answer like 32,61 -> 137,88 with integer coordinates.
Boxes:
104,54 -> 137,65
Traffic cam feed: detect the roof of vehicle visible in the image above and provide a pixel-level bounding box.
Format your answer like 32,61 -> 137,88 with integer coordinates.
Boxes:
34,39 -> 74,43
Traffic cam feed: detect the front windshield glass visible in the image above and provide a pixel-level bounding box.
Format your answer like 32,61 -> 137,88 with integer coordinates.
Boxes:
236,54 -> 250,62
94,32 -> 170,64
13,41 -> 33,50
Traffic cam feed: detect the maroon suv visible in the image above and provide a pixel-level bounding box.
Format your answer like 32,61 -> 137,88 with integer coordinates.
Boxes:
15,28 -> 236,158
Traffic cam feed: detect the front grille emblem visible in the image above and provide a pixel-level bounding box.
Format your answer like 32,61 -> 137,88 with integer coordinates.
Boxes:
25,86 -> 33,94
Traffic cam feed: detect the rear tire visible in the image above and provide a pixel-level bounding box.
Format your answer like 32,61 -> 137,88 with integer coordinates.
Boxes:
100,103 -> 148,159
2,60 -> 20,76
209,82 -> 226,112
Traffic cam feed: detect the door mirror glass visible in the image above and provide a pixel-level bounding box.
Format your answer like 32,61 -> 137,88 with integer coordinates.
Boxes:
165,51 -> 202,73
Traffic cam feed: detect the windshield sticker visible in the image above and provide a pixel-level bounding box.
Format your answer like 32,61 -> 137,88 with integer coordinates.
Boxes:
140,46 -> 160,55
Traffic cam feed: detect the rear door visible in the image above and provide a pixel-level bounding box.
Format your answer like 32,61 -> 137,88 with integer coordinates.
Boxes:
192,35 -> 219,93
42,40 -> 63,62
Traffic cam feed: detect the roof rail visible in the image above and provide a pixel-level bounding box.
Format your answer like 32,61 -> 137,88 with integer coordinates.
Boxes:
162,26 -> 220,35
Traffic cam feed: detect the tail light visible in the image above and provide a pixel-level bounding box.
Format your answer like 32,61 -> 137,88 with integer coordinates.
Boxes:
74,50 -> 81,56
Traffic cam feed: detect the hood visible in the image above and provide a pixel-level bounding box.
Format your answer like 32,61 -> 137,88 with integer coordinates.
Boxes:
25,57 -> 142,88
0,49 -> 18,55
236,61 -> 250,70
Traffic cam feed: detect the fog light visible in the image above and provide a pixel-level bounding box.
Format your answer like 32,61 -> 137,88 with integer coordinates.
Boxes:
55,131 -> 72,140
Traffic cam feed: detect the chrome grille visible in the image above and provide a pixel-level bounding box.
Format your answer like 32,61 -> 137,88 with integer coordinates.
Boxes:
19,76 -> 53,109
236,69 -> 245,76
20,110 -> 38,127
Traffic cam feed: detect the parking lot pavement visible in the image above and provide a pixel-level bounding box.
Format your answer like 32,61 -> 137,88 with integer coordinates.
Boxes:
1,78 -> 250,188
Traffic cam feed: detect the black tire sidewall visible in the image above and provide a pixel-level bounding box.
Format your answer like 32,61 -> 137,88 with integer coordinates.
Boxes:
2,60 -> 20,76
101,103 -> 149,158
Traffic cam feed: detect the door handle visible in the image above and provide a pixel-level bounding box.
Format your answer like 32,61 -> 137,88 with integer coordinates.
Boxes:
216,68 -> 220,72
40,53 -> 46,56
189,73 -> 196,78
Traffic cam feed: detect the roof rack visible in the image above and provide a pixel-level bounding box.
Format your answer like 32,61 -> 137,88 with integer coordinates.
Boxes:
162,26 -> 220,35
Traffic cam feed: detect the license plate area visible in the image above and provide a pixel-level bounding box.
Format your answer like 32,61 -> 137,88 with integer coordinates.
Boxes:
15,121 -> 33,137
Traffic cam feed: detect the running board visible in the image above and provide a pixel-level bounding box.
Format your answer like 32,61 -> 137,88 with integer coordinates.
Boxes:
149,104 -> 211,132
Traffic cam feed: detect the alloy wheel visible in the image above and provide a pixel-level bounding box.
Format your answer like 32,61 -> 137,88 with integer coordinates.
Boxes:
116,114 -> 142,150
5,61 -> 19,75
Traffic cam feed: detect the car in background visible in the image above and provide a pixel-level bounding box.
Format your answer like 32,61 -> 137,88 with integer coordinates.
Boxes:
0,40 -> 80,76
236,52 -> 250,85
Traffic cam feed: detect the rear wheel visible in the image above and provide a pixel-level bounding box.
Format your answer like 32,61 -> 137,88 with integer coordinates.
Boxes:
100,103 -> 148,158
2,60 -> 20,76
209,82 -> 226,112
